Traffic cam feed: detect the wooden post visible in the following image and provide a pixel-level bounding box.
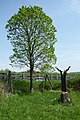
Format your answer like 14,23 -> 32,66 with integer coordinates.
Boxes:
8,71 -> 13,92
22,74 -> 23,79
56,66 -> 71,103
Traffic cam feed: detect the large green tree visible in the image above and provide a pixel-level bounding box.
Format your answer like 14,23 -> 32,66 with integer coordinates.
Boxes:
6,6 -> 57,92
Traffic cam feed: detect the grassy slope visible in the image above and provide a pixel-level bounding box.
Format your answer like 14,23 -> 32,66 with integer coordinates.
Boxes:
0,91 -> 80,120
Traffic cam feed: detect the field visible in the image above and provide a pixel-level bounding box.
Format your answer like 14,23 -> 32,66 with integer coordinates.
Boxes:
0,80 -> 80,120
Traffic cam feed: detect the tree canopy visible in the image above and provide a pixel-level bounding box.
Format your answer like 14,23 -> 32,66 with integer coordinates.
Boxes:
6,6 -> 57,92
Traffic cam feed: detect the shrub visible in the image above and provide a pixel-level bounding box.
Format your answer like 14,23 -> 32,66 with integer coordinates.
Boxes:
67,77 -> 80,91
72,78 -> 80,91
12,80 -> 29,95
39,81 -> 52,92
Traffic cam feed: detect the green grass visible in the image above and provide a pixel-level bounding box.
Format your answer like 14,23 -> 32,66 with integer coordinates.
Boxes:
0,79 -> 80,120
0,91 -> 80,120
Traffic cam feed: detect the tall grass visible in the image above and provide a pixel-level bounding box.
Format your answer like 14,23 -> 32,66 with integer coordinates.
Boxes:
0,91 -> 80,120
0,79 -> 80,120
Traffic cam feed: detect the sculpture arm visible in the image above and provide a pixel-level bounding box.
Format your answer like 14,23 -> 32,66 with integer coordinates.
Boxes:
55,67 -> 62,73
65,66 -> 71,72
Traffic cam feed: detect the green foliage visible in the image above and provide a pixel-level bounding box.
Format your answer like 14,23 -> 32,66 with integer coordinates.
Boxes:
39,81 -> 52,92
0,91 -> 80,120
67,79 -> 74,88
52,80 -> 61,90
12,80 -> 29,95
6,5 -> 57,70
12,80 -> 60,93
33,80 -> 61,91
12,80 -> 61,94
0,69 -> 10,73
67,77 -> 80,91
40,63 -> 55,74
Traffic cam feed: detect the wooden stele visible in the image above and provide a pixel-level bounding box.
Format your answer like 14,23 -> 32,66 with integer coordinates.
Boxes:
56,66 -> 71,103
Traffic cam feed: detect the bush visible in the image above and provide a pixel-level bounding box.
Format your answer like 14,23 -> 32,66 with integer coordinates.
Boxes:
67,77 -> 80,91
67,79 -> 75,88
33,80 -> 61,92
12,80 -> 29,95
52,81 -> 61,90
12,80 -> 61,94
73,78 -> 80,91
39,81 -> 52,92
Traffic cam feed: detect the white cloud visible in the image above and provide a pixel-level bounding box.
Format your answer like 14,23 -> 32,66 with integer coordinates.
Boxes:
70,0 -> 80,13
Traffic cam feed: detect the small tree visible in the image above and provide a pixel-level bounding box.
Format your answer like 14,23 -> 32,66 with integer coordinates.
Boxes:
6,6 -> 57,93
40,63 -> 54,90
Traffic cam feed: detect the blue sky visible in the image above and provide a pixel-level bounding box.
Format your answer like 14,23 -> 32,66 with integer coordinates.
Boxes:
0,0 -> 80,72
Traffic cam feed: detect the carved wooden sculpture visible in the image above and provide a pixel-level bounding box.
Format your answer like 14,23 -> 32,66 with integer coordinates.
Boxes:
56,66 -> 71,103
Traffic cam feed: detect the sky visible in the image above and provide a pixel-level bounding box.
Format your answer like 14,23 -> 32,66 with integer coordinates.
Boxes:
0,0 -> 80,72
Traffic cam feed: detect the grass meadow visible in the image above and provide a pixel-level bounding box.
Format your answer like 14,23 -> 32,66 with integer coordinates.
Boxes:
0,80 -> 80,120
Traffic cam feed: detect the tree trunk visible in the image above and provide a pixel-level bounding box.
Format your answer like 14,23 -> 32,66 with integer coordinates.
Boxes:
30,67 -> 33,93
